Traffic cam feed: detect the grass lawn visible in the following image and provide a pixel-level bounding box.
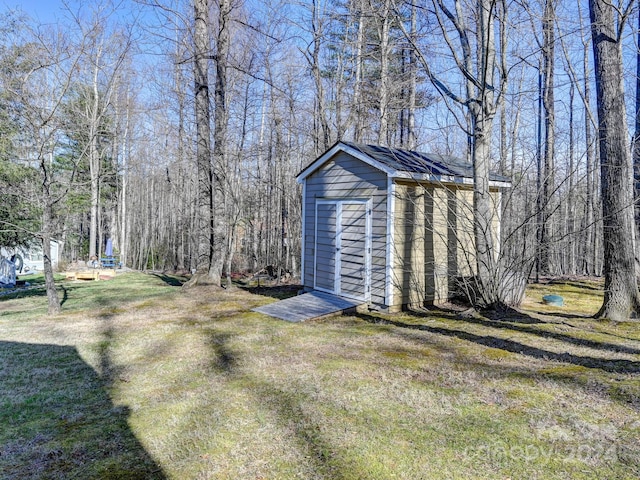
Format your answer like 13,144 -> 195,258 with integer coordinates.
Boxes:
1,273 -> 639,479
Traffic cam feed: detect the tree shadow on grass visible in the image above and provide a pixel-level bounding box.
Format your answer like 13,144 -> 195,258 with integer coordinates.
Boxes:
357,313 -> 640,374
0,285 -> 48,301
204,331 -> 350,479
251,381 -> 351,480
1,282 -> 114,310
151,274 -> 186,287
525,310 -> 593,320
0,340 -> 165,479
480,306 -> 547,324
545,280 -> 604,292
206,332 -> 238,374
411,304 -> 546,325
458,310 -> 640,356
406,305 -> 640,356
60,285 -> 68,306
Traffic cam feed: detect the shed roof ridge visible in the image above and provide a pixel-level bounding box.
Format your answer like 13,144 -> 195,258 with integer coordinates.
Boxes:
296,140 -> 510,186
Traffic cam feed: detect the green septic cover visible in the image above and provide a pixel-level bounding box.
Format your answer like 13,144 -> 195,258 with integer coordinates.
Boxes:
542,294 -> 564,307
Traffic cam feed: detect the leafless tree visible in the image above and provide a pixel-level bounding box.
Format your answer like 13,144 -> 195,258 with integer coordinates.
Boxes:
2,20 -> 85,313
589,0 -> 640,320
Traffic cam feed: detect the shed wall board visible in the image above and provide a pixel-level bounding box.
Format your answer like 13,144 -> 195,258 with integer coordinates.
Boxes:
453,188 -> 476,277
391,183 -> 501,309
425,186 -> 450,304
392,183 -> 426,309
392,183 -> 450,309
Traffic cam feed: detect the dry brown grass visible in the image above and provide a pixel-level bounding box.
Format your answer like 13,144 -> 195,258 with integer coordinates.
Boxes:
1,273 -> 639,479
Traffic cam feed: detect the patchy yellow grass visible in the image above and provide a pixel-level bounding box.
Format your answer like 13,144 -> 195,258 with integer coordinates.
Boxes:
1,273 -> 639,479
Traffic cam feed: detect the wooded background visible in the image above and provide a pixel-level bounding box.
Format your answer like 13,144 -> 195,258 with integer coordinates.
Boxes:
1,0 -> 639,297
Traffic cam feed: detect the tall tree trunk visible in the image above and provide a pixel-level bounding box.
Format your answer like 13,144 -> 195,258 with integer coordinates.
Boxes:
119,92 -> 130,267
472,111 -> 498,304
589,0 -> 640,320
497,0 -> 508,175
186,0 -> 219,287
377,0 -> 391,146
539,0 -> 556,275
407,0 -> 502,306
213,0 -> 230,285
88,52 -> 102,260
41,167 -> 60,314
584,32 -> 597,275
633,1 -> 640,269
535,66 -> 543,281
407,3 -> 417,150
310,0 -> 330,153
89,153 -> 100,260
352,1 -> 365,143
567,82 -> 576,274
471,0 -> 499,306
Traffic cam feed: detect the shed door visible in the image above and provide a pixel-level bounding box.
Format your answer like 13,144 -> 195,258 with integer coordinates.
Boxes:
314,200 -> 371,301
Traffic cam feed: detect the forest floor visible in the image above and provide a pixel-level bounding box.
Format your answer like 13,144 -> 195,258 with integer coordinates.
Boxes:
0,272 -> 639,479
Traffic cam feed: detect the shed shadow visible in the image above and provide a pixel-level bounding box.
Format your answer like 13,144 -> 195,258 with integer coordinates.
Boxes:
0,340 -> 165,479
240,284 -> 301,301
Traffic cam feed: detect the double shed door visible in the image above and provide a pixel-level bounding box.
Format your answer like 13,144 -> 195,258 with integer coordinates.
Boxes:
314,199 -> 371,301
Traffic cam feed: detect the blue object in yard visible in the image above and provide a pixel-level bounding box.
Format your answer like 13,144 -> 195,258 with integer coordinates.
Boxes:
101,257 -> 116,268
105,238 -> 113,257
542,294 -> 564,306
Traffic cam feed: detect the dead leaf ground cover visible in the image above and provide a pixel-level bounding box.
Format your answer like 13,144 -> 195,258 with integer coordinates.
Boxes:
0,273 -> 639,479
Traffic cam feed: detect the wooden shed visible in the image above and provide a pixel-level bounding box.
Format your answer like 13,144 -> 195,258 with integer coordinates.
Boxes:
296,141 -> 510,312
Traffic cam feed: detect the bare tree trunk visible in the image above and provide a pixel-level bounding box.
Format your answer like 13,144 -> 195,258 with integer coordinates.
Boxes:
471,0 -> 499,306
535,66 -> 543,282
633,1 -> 640,270
403,0 -> 502,306
377,0 -> 391,146
584,34 -> 597,276
497,0 -> 508,175
589,0 -> 640,320
213,0 -> 230,285
539,0 -> 556,275
407,4 -> 417,150
117,88 -> 131,267
88,49 -> 102,259
567,82 -> 576,274
310,0 -> 330,152
471,108 -> 498,305
41,162 -> 60,314
186,0 -> 220,287
352,1 -> 365,143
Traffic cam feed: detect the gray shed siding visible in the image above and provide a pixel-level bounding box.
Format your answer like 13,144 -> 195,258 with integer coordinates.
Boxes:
339,202 -> 369,298
303,151 -> 388,306
314,203 -> 338,291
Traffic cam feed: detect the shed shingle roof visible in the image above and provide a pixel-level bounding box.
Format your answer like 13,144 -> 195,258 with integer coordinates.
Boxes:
340,141 -> 509,183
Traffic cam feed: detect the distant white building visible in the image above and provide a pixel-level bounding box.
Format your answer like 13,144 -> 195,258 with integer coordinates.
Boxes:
0,239 -> 60,274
